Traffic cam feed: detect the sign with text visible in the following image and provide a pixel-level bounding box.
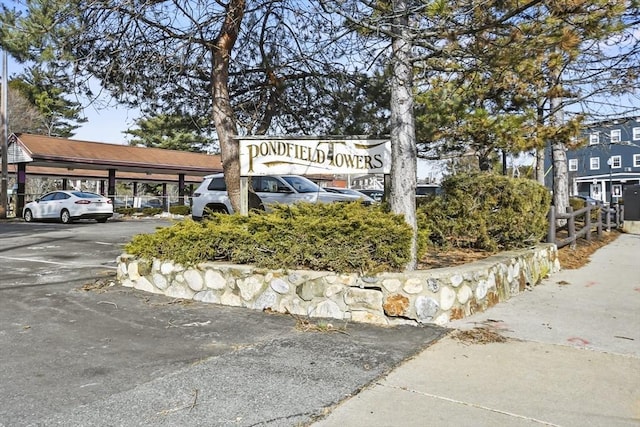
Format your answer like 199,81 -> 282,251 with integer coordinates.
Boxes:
239,138 -> 391,176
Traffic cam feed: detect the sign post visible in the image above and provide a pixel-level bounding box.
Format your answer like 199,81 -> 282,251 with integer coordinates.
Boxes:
0,50 -> 8,218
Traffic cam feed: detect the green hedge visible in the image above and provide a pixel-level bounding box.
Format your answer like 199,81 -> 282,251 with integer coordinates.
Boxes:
115,206 -> 191,216
169,205 -> 191,215
125,202 -> 417,273
418,173 -> 550,251
124,174 -> 551,272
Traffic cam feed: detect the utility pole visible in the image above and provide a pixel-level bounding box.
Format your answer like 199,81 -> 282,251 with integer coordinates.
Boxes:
1,49 -> 8,219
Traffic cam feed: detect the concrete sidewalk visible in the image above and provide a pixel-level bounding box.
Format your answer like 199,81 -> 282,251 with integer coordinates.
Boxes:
314,232 -> 640,427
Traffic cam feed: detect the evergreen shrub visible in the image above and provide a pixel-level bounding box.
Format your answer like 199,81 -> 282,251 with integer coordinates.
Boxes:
169,205 -> 191,215
569,196 -> 607,223
115,207 -> 137,216
569,197 -> 588,211
418,172 -> 550,251
141,207 -> 163,216
124,202 -> 417,273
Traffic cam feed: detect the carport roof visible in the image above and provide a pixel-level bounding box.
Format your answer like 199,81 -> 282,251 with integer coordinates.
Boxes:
8,133 -> 223,176
6,165 -> 206,184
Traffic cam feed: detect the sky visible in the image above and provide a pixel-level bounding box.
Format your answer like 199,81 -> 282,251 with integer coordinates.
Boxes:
4,54 -> 137,145
73,103 -> 138,145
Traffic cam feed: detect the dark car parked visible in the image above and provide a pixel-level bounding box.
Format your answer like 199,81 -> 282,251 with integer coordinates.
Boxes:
357,189 -> 384,202
141,198 -> 163,209
324,187 -> 376,204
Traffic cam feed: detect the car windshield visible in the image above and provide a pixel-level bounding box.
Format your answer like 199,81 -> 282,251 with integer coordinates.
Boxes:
281,176 -> 323,193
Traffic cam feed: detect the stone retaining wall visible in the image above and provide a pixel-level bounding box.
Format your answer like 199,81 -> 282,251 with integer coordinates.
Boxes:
117,244 -> 559,326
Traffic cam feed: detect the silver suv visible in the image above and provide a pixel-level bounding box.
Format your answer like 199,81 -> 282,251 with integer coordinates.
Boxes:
191,174 -> 363,220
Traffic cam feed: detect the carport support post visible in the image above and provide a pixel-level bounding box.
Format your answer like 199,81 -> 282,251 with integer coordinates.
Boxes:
240,177 -> 249,216
108,169 -> 116,199
162,183 -> 168,211
383,174 -> 390,202
0,50 -> 7,219
16,163 -> 26,218
178,173 -> 185,205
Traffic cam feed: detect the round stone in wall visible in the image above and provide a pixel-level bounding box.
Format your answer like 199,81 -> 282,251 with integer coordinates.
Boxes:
194,290 -> 220,304
450,274 -> 464,288
127,262 -> 140,281
403,278 -> 423,294
427,278 -> 440,293
415,296 -> 439,323
383,294 -> 410,317
165,283 -> 195,299
309,299 -> 343,319
475,280 -> 488,300
160,261 -> 175,275
324,284 -> 343,298
237,276 -> 264,301
184,269 -> 204,291
254,289 -> 278,310
457,285 -> 472,304
439,287 -> 456,311
270,278 -> 290,294
381,278 -> 401,292
152,273 -> 168,290
204,270 -> 226,290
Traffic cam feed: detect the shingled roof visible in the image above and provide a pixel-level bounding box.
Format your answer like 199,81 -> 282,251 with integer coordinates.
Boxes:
8,133 -> 223,176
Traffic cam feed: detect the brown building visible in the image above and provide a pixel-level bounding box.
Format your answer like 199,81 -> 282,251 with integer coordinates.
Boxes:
5,133 -> 223,216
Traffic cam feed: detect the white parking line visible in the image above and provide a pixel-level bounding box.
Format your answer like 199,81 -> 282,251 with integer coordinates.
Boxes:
0,255 -> 117,270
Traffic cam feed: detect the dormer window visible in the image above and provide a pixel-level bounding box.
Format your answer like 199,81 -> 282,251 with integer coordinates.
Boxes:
568,159 -> 578,171
609,155 -> 621,169
610,129 -> 621,143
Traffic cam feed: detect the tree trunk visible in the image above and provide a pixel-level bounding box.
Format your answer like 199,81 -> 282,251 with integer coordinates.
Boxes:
551,140 -> 569,223
535,104 -> 546,186
550,96 -> 569,226
211,0 -> 245,212
389,0 -> 418,271
535,148 -> 545,185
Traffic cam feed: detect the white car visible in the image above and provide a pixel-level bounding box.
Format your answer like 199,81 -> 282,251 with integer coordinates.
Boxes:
191,174 -> 363,220
324,187 -> 376,204
23,190 -> 114,224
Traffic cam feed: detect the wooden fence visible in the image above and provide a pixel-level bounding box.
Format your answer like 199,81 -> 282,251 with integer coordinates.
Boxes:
547,203 -> 624,249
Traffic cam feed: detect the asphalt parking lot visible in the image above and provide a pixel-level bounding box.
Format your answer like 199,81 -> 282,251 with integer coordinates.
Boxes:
0,217 -> 444,426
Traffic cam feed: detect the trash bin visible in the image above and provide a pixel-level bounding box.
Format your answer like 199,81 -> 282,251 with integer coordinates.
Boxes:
623,185 -> 640,221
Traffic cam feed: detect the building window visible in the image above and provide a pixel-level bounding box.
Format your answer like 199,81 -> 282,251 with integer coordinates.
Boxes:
590,157 -> 600,170
634,154 -> 640,167
568,159 -> 578,171
612,185 -> 622,198
633,127 -> 640,140
610,129 -> 621,143
610,155 -> 622,169
589,132 -> 599,145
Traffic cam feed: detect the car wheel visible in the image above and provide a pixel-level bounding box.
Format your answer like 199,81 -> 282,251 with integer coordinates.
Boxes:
203,206 -> 225,219
96,217 -> 108,223
60,209 -> 72,224
24,209 -> 33,223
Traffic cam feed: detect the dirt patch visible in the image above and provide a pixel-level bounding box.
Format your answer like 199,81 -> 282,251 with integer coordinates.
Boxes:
419,248 -> 495,269
555,229 -> 621,269
418,229 -> 622,270
450,327 -> 509,344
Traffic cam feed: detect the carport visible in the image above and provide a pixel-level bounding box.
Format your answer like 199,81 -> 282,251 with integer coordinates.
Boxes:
6,133 -> 223,216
